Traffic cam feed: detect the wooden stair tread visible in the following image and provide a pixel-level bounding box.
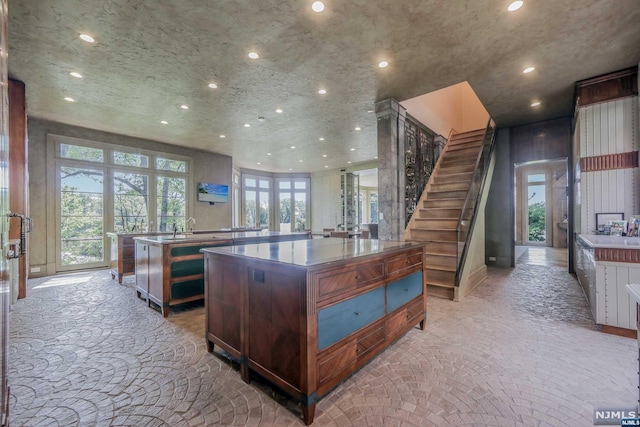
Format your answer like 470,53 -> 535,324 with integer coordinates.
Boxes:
426,265 -> 456,272
426,280 -> 455,288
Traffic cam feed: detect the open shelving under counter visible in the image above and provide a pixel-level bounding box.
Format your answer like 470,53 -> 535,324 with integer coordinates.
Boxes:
201,238 -> 426,425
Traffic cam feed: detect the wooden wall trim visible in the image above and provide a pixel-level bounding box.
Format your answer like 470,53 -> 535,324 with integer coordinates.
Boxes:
575,66 -> 638,108
595,248 -> 640,263
580,151 -> 638,172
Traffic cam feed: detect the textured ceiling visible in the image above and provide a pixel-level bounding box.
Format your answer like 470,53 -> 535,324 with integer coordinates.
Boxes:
8,0 -> 640,173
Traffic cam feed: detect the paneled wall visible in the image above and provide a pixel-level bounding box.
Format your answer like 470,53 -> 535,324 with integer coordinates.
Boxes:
577,97 -> 639,234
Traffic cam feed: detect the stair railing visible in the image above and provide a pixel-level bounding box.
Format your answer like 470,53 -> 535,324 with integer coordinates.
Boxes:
454,119 -> 496,286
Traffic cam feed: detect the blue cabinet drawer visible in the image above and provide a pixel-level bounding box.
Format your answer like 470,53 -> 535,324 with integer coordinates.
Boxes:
317,287 -> 385,351
386,271 -> 423,313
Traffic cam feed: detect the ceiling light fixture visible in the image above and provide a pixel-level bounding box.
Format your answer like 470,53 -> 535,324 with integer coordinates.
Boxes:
289,168 -> 293,171
531,101 -> 541,107
244,123 -> 251,127
347,161 -> 352,164
322,154 -> 327,157
350,148 -> 356,151
299,160 -> 303,163
325,165 -> 329,168
318,89 -> 327,94
367,109 -> 374,113
276,108 -> 283,113
248,52 -> 259,59
267,153 -> 272,156
181,105 -> 189,110
208,83 -> 218,89
355,127 -> 361,131
79,34 -> 95,43
257,162 -> 261,165
523,66 -> 535,74
220,135 -> 226,138
311,1 -> 325,12
64,97 -> 75,102
257,116 -> 265,122
291,146 -> 296,149
378,61 -> 389,68
70,72 -> 83,78
160,120 -> 168,125
508,1 -> 523,11
319,137 -> 325,141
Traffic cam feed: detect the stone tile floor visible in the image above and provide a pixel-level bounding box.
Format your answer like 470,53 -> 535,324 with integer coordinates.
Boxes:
8,264 -> 637,426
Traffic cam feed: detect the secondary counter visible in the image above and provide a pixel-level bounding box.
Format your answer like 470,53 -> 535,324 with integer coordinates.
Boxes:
133,230 -> 310,316
201,238 -> 426,424
576,234 -> 640,337
107,228 -> 261,283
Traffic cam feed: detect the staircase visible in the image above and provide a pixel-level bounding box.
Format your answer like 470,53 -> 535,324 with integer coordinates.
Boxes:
404,128 -> 486,299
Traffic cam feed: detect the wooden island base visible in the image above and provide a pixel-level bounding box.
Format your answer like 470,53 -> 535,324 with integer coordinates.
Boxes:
202,238 -> 427,425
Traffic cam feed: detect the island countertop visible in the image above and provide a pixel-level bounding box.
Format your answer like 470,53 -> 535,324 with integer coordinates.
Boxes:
134,230 -> 310,245
200,237 -> 421,267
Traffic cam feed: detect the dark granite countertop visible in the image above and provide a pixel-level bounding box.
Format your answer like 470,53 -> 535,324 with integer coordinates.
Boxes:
134,230 -> 309,245
201,238 -> 422,267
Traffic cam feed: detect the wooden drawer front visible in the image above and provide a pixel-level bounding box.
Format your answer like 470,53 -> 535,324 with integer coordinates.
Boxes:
386,250 -> 423,277
123,246 -> 135,258
316,261 -> 384,301
386,271 -> 423,313
318,340 -> 357,385
356,323 -> 385,360
386,298 -> 424,339
317,287 -> 384,351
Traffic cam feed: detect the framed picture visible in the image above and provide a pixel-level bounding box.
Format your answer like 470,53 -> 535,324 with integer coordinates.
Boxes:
595,213 -> 624,232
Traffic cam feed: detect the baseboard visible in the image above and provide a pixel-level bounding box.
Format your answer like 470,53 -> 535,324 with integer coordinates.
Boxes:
455,264 -> 488,301
600,324 -> 637,339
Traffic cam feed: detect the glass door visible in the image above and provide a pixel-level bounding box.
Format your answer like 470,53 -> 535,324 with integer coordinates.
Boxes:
526,173 -> 547,244
57,165 -> 106,270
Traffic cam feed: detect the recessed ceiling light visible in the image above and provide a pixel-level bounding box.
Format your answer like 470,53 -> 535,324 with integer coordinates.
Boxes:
208,83 -> 218,89
267,153 -> 272,156
160,120 -> 168,125
289,168 -> 293,171
319,137 -> 325,141
291,146 -> 296,149
79,34 -> 95,43
299,160 -> 303,163
248,52 -> 259,59
347,161 -> 352,164
322,154 -> 327,157
367,109 -> 374,113
181,105 -> 189,110
355,127 -> 361,131
64,97 -> 75,102
70,72 -> 83,78
318,89 -> 327,95
531,101 -> 541,107
508,1 -> 524,11
244,123 -> 251,127
219,135 -> 226,138
276,108 -> 283,113
374,156 -> 378,159
325,165 -> 329,168
350,148 -> 356,151
523,66 -> 535,74
378,61 -> 389,68
311,1 -> 325,12
257,162 -> 261,165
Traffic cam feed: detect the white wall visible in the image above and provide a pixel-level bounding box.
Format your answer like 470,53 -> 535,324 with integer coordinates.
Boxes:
401,81 -> 489,137
578,97 -> 640,234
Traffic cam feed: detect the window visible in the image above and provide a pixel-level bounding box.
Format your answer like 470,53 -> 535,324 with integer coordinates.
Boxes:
243,175 -> 271,228
52,135 -> 191,271
277,177 -> 310,232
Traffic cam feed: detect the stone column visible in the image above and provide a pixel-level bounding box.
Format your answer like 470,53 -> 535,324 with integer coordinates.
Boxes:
375,98 -> 406,241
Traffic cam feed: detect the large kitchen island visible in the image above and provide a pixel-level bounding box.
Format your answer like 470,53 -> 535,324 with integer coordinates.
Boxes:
201,238 -> 426,425
134,230 -> 310,316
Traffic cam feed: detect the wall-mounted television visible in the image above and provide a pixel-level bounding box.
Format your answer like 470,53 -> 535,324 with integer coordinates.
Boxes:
198,182 -> 229,203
